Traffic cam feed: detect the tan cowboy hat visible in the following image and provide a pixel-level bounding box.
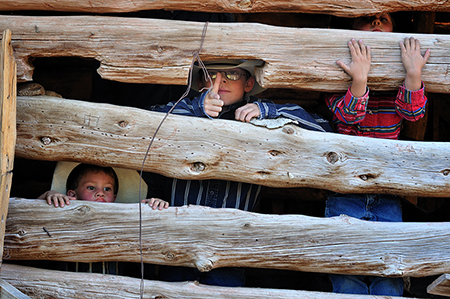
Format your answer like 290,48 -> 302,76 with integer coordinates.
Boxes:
191,59 -> 266,96
50,161 -> 148,203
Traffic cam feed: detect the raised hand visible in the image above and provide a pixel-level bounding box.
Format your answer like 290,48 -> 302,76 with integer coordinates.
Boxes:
204,72 -> 224,117
400,37 -> 431,91
337,39 -> 371,98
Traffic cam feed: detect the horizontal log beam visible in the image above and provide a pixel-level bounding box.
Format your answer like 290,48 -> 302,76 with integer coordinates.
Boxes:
0,264 -> 420,299
0,0 -> 449,17
0,278 -> 30,299
15,96 -> 450,197
5,198 -> 450,277
1,15 -> 449,93
427,274 -> 450,297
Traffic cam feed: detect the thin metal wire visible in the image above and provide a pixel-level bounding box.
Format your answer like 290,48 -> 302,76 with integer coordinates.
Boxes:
138,21 -> 211,298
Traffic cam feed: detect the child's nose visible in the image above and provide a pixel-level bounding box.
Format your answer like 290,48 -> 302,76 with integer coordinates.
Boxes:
96,191 -> 105,197
372,18 -> 381,26
218,71 -> 228,82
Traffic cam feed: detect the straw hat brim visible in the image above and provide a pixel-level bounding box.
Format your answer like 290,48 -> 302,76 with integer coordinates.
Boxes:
50,161 -> 148,203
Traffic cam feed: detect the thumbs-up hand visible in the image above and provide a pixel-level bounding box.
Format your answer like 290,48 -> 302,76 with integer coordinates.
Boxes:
204,72 -> 224,117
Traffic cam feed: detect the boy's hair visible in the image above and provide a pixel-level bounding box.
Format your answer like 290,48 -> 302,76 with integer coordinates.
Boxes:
66,164 -> 119,195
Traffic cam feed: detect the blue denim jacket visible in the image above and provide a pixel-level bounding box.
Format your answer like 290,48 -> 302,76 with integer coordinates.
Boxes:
151,93 -> 333,132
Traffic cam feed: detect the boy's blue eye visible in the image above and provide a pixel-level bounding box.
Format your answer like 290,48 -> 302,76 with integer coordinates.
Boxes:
104,187 -> 112,192
87,186 -> 95,191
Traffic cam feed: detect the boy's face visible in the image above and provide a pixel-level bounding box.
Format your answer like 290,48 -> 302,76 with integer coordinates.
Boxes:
352,13 -> 393,32
68,171 -> 116,203
199,67 -> 255,106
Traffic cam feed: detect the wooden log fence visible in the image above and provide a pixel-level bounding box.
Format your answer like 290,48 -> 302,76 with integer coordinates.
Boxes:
0,15 -> 449,93
0,0 -> 449,17
5,198 -> 450,278
0,2 -> 449,298
15,95 -> 450,197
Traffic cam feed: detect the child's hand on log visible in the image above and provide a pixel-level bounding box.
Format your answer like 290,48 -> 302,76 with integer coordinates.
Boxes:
142,198 -> 169,210
38,190 -> 75,208
235,103 -> 261,122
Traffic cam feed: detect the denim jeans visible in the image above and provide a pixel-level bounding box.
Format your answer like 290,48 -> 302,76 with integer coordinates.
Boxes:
159,266 -> 245,287
325,193 -> 403,296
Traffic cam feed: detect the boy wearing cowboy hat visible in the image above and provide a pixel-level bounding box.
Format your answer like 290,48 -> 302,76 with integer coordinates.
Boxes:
155,59 -> 332,131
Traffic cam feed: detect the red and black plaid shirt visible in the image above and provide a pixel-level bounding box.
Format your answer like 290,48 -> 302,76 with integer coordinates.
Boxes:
326,84 -> 427,140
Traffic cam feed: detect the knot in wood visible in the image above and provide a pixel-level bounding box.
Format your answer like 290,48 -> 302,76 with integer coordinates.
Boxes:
326,151 -> 348,164
190,162 -> 206,173
442,169 -> 450,176
75,205 -> 91,214
18,230 -> 26,236
165,252 -> 175,260
359,173 -> 376,181
238,0 -> 253,9
197,262 -> 213,272
326,151 -> 339,164
41,137 -> 52,145
282,127 -> 295,135
118,121 -> 128,128
269,150 -> 282,156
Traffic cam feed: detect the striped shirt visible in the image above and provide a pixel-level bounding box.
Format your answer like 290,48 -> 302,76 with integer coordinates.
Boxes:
325,84 -> 427,139
145,174 -> 262,211
147,93 -> 332,211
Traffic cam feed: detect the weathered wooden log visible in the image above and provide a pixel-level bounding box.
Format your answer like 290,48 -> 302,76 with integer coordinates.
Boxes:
1,15 -> 449,93
0,29 -> 16,268
0,277 -> 30,299
15,96 -> 450,197
0,264 -> 420,299
427,274 -> 450,297
5,198 -> 450,277
0,0 -> 449,17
